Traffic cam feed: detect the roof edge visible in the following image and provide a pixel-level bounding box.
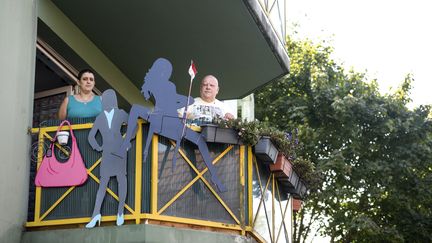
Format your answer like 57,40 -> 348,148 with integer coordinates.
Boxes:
242,0 -> 290,73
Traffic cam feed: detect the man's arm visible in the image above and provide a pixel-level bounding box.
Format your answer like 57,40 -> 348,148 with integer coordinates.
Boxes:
218,100 -> 235,120
224,112 -> 234,120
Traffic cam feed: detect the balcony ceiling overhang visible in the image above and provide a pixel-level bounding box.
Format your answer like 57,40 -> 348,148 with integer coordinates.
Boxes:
46,0 -> 289,102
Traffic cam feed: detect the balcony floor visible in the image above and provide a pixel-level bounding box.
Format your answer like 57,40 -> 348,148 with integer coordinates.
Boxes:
22,223 -> 255,243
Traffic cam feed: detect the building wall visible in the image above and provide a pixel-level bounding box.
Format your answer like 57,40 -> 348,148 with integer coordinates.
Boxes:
0,1 -> 37,242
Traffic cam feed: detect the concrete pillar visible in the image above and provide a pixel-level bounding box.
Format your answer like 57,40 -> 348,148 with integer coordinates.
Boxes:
0,0 -> 37,242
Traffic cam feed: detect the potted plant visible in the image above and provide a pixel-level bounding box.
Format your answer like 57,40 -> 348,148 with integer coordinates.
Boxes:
211,118 -> 315,199
208,118 -> 261,145
270,154 -> 299,189
292,179 -> 307,199
292,198 -> 302,212
290,156 -> 315,199
285,171 -> 300,191
200,123 -> 242,145
270,153 -> 291,175
254,136 -> 278,163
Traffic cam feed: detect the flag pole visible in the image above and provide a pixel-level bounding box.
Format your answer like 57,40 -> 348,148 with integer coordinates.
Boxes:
181,60 -> 196,137
172,60 -> 196,171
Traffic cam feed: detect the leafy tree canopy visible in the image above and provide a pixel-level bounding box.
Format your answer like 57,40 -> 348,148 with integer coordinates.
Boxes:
255,36 -> 432,243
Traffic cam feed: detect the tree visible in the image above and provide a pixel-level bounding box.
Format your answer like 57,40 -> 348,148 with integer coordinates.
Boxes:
255,36 -> 432,242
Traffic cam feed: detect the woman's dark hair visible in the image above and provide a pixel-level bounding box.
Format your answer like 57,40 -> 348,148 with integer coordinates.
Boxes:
77,69 -> 95,80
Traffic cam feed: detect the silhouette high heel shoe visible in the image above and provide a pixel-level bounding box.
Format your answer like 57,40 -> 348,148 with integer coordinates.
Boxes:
116,213 -> 124,226
85,214 -> 101,229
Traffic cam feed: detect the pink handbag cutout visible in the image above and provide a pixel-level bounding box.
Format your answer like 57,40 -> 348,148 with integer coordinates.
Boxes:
35,120 -> 88,187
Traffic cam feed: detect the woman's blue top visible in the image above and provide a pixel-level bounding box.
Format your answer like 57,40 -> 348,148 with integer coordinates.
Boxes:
67,95 -> 102,118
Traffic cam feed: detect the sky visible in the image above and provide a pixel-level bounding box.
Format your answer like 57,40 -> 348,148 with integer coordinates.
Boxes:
285,0 -> 432,108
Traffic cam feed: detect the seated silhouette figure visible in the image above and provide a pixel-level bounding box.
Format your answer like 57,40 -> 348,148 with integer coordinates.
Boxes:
114,58 -> 226,192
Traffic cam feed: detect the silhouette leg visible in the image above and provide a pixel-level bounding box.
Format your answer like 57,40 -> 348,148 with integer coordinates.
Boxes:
91,176 -> 110,217
185,130 -> 227,192
171,139 -> 181,172
114,105 -> 150,158
159,143 -> 171,177
143,127 -> 154,162
117,175 -> 127,216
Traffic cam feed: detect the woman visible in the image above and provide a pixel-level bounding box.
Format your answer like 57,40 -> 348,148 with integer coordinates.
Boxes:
58,69 -> 102,119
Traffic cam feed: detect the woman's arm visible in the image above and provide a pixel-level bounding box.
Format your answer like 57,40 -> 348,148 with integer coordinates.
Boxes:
58,96 -> 69,120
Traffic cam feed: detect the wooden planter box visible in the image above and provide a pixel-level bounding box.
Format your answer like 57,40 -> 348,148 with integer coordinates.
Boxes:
270,154 -> 303,194
200,124 -> 242,145
292,198 -> 302,212
254,136 -> 278,164
270,153 -> 292,176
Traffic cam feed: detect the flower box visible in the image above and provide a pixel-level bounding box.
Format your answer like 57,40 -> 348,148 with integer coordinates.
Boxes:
200,124 -> 242,145
292,198 -> 302,212
280,170 -> 300,195
270,153 -> 293,178
271,154 -> 303,192
292,180 -> 307,199
254,136 -> 278,164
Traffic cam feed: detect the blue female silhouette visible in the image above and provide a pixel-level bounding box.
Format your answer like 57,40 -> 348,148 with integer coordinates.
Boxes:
114,58 -> 226,192
86,89 -> 129,228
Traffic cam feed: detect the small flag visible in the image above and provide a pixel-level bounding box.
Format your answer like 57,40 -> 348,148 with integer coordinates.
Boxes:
188,60 -> 197,81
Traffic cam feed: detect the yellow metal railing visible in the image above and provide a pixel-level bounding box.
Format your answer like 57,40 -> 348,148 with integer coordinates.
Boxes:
28,122 -> 139,226
26,121 -> 293,243
26,121 -> 247,230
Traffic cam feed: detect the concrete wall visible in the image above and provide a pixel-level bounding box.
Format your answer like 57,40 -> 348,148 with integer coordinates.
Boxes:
0,0 -> 37,242
22,224 -> 256,243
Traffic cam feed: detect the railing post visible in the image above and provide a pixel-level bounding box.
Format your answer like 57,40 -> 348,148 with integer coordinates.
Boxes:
34,129 -> 45,223
240,145 -> 245,235
248,146 -> 253,228
272,173 -> 275,243
134,121 -> 143,224
151,135 -> 158,214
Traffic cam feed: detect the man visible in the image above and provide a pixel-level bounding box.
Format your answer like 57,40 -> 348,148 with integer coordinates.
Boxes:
179,75 -> 235,123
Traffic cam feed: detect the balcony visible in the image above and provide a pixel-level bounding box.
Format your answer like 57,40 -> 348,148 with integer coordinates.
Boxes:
26,119 -> 301,242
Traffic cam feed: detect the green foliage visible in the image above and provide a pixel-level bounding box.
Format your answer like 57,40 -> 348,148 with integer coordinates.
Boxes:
214,117 -> 300,155
214,118 -> 317,187
214,118 -> 261,146
291,156 -> 321,192
255,35 -> 432,242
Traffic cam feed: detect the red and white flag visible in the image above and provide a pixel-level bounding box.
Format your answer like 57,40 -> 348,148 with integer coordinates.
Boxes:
188,60 -> 197,81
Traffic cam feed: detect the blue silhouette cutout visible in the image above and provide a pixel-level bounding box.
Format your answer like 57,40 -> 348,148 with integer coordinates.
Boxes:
87,89 -> 129,228
114,58 -> 226,192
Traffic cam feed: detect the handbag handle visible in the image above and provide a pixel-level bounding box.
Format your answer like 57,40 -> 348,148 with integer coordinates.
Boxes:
46,120 -> 78,163
52,120 -> 76,143
46,120 -> 76,157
